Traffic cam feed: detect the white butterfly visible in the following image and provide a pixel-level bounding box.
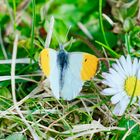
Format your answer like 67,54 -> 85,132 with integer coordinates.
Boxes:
40,47 -> 98,100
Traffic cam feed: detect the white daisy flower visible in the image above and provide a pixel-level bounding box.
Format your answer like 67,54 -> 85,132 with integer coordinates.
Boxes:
101,55 -> 140,116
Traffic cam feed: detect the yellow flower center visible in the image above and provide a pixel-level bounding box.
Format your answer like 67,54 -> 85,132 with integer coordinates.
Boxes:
125,76 -> 140,96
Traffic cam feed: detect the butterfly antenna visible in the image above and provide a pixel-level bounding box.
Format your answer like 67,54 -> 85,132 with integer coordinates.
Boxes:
64,25 -> 71,44
54,31 -> 63,50
54,25 -> 71,50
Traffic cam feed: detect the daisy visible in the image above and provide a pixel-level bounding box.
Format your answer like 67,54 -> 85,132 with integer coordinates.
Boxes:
101,55 -> 140,116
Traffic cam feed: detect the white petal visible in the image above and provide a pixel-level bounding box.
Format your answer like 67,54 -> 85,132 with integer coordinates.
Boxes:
102,72 -> 109,78
107,76 -> 124,89
137,69 -> 140,79
111,91 -> 126,104
119,56 -> 130,76
114,60 -> 127,78
102,80 -> 112,86
109,68 -> 122,78
102,70 -> 125,89
107,70 -> 124,86
138,97 -> 140,105
102,79 -> 120,89
109,68 -> 125,83
138,60 -> 140,69
113,96 -> 130,116
101,88 -> 119,95
126,55 -> 132,75
132,58 -> 138,76
112,102 -> 121,116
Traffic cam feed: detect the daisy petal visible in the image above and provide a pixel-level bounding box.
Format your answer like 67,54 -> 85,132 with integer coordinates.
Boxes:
132,58 -> 138,76
101,88 -> 118,95
126,55 -> 132,75
102,72 -> 109,78
111,91 -> 126,104
113,96 -> 130,116
137,69 -> 140,79
102,78 -> 123,89
119,55 -> 129,76
113,61 -> 126,78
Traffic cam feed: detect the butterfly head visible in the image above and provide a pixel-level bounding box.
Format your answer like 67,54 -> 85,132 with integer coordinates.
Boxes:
59,44 -> 65,50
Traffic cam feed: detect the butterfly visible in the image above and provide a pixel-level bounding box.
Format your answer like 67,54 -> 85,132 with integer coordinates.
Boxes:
40,46 -> 98,100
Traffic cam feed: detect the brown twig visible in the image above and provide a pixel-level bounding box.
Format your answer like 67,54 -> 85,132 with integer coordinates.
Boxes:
17,0 -> 31,11
70,32 -> 102,58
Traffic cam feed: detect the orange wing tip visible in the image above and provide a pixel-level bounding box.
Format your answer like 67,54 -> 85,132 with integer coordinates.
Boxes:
40,48 -> 50,77
81,53 -> 99,81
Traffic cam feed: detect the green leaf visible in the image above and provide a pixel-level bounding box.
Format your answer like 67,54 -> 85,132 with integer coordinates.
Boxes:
126,0 -> 139,18
130,26 -> 140,47
123,18 -> 134,32
117,118 -> 140,140
0,87 -> 11,98
111,0 -> 138,22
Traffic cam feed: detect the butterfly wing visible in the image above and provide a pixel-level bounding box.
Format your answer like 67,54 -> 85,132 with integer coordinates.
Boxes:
40,48 -> 60,99
60,52 -> 98,100
60,53 -> 83,100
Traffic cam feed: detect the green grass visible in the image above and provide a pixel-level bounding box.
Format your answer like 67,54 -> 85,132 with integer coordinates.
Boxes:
0,0 -> 140,139
30,0 -> 36,59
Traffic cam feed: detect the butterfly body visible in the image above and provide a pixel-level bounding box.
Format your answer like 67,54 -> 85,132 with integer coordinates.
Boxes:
57,49 -> 69,89
40,47 -> 98,100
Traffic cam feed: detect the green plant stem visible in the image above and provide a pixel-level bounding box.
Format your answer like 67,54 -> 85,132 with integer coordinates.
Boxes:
126,77 -> 137,111
95,40 -> 120,58
125,33 -> 131,55
12,0 -> 16,30
30,0 -> 36,58
99,0 -> 109,47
